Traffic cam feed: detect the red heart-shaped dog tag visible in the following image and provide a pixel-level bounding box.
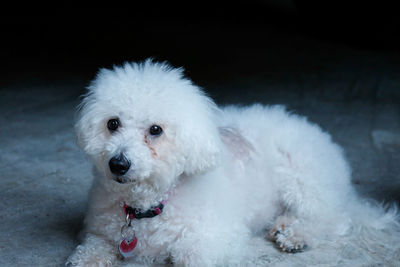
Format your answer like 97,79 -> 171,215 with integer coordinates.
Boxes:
119,236 -> 138,258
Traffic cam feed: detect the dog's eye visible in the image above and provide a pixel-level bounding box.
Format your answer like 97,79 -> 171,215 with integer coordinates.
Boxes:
149,125 -> 163,136
107,118 -> 120,132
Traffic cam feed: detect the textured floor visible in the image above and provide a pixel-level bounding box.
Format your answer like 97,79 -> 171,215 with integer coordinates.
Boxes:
1,8 -> 400,266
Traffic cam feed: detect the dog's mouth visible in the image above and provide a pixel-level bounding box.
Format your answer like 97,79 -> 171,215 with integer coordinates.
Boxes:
113,176 -> 134,184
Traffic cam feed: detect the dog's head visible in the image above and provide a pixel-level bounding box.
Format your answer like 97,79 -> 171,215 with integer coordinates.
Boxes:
76,60 -> 221,192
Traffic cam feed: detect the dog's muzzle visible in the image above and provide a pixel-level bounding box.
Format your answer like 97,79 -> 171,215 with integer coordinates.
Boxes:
109,153 -> 131,183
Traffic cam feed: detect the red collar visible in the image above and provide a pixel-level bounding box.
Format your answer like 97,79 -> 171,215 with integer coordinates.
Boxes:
123,201 -> 165,220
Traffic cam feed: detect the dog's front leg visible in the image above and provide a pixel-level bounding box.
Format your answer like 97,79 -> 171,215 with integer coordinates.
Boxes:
66,234 -> 117,267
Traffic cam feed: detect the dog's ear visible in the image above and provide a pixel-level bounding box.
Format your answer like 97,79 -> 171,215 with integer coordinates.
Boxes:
75,96 -> 94,154
176,93 -> 222,176
75,68 -> 114,157
74,90 -> 105,157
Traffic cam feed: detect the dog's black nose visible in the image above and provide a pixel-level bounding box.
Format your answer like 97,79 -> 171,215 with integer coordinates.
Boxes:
109,153 -> 131,175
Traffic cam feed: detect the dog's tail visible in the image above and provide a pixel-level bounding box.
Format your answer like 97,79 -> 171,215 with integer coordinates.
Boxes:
338,198 -> 400,265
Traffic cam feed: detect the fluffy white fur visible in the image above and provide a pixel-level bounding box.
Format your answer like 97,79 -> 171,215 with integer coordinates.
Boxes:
67,60 -> 400,266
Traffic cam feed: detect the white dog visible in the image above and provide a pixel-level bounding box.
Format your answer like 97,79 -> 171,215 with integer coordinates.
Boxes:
67,60 -> 399,266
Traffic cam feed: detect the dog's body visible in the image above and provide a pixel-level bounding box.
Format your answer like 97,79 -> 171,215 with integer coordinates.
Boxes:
68,60 -> 399,266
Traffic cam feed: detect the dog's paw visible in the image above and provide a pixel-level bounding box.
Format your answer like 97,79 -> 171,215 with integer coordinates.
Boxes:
66,256 -> 113,267
269,227 -> 307,253
66,245 -> 114,267
268,215 -> 308,253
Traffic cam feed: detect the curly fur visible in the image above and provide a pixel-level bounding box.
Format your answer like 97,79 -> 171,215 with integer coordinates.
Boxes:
67,59 -> 400,266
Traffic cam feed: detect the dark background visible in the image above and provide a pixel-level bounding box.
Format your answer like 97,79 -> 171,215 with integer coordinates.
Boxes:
2,1 -> 400,88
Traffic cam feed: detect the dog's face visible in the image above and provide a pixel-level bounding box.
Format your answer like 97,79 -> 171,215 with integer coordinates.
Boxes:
76,61 -> 221,194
